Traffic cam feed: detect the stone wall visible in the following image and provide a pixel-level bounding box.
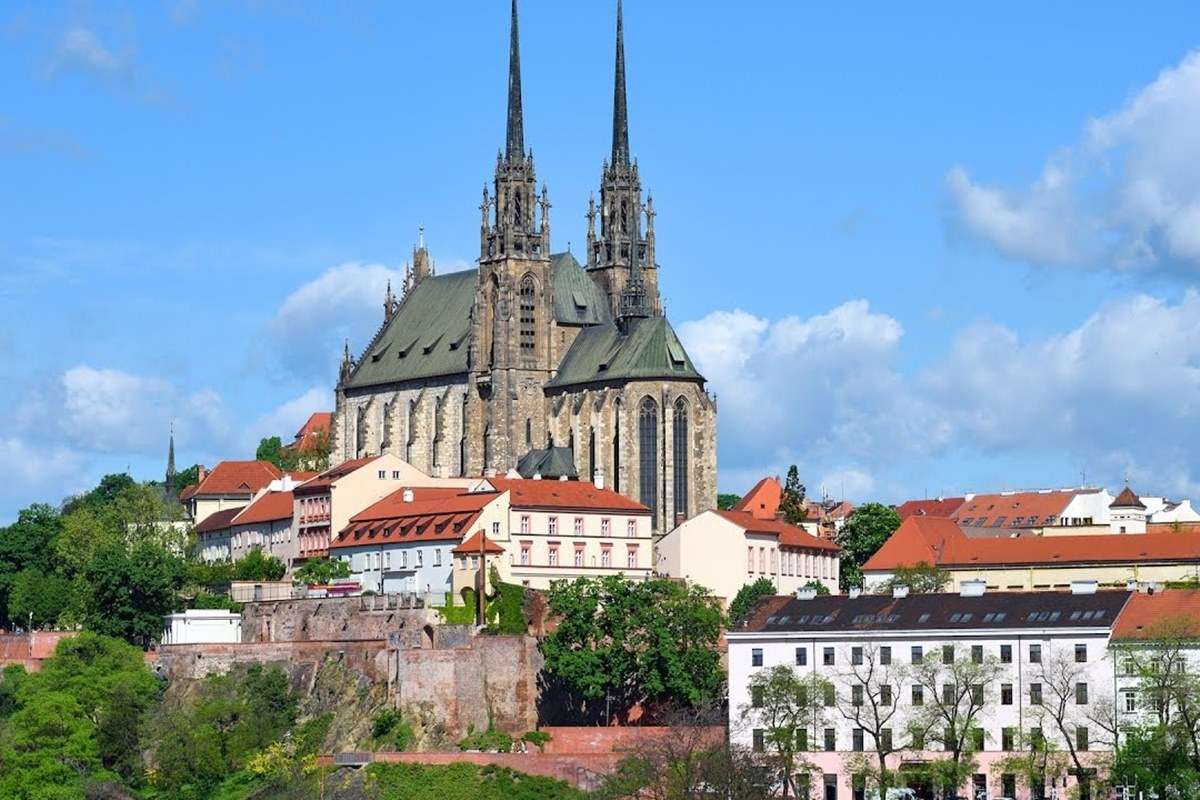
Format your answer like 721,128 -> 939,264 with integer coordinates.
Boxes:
0,631 -> 74,671
155,640 -> 391,685
239,595 -> 436,643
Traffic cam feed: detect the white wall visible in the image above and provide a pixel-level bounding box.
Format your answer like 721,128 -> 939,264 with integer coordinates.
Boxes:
162,609 -> 242,644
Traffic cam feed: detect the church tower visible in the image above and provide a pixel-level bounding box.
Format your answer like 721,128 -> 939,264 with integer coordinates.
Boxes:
587,0 -> 660,317
469,0 -> 555,474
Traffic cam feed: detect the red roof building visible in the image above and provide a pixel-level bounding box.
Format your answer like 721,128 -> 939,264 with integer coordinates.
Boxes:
896,497 -> 967,520
1112,589 -> 1200,641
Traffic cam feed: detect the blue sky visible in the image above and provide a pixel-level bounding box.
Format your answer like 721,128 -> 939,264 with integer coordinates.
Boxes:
3,1 -> 1200,521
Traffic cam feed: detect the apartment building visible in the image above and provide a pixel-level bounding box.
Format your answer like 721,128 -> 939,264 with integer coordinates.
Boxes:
180,460 -> 286,526
729,584 -> 1132,800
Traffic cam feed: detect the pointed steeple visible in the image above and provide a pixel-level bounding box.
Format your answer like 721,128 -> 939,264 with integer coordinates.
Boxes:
505,0 -> 524,161
611,0 -> 630,167
165,424 -> 177,498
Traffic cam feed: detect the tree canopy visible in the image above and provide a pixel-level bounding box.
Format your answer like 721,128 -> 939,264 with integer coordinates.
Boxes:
835,503 -> 901,588
778,466 -> 807,526
727,577 -> 777,626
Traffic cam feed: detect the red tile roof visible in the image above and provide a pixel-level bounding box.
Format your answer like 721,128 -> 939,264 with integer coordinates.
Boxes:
195,506 -> 244,534
1111,487 -> 1147,509
952,490 -> 1091,528
190,461 -> 282,497
486,477 -> 650,513
733,477 -> 782,520
232,491 -> 295,525
713,509 -> 840,552
1112,590 -> 1200,640
293,457 -> 379,495
331,487 -> 498,549
864,516 -> 1200,572
452,531 -> 505,555
896,497 -> 966,520
290,412 -> 332,450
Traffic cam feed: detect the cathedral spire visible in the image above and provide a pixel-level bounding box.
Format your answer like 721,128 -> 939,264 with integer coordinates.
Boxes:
165,424 -> 177,499
611,0 -> 630,167
505,0 -> 524,161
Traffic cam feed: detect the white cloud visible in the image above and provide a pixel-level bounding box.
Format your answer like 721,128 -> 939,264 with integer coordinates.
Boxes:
684,291 -> 1200,502
48,26 -> 132,81
245,386 -> 330,449
946,49 -> 1200,272
266,261 -> 404,380
0,437 -> 84,489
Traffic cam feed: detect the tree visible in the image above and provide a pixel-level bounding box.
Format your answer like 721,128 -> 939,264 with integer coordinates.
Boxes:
232,549 -> 286,582
878,562 -> 950,595
835,643 -> 904,794
991,731 -> 1071,800
908,645 -> 1004,799
717,494 -> 742,511
728,577 -> 777,626
255,436 -> 287,470
1030,648 -> 1111,798
83,541 -> 182,647
779,466 -> 807,526
836,503 -> 901,589
292,558 -> 351,585
0,504 -> 63,628
741,665 -> 829,797
7,569 -> 72,630
541,577 -> 724,720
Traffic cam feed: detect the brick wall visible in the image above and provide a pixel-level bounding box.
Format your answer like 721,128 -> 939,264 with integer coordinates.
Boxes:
0,631 -> 74,670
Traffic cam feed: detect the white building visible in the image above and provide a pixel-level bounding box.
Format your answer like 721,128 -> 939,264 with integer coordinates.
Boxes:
728,583 -> 1134,800
161,609 -> 242,645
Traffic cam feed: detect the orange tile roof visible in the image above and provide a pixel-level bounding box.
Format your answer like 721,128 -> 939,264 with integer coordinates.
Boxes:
452,531 -> 505,554
896,497 -> 966,519
486,477 -> 649,513
733,477 -> 782,520
290,412 -> 332,449
952,490 -> 1091,528
195,506 -> 244,534
191,461 -> 282,497
293,457 -> 379,495
1112,590 -> 1200,640
232,490 -> 295,525
864,516 -> 1200,572
713,509 -> 840,552
330,487 -> 498,549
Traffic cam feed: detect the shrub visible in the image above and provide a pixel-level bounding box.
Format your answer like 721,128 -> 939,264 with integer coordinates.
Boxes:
371,708 -> 414,751
458,726 -> 514,753
522,730 -> 552,753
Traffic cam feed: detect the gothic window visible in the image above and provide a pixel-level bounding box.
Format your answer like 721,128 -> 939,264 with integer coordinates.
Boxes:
525,418 -> 532,447
483,425 -> 491,470
432,398 -> 445,469
514,191 -> 523,226
519,275 -> 536,354
620,199 -> 629,234
612,400 -> 621,493
568,428 -> 575,455
355,405 -> 368,457
639,396 -> 658,526
673,397 -> 689,520
405,400 -> 418,463
588,428 -> 596,484
460,395 -> 469,477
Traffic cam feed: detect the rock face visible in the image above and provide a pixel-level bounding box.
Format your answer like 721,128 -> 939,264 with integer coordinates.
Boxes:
238,595 -> 436,643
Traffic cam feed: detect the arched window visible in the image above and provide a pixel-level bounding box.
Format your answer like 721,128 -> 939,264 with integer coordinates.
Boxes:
519,275 -> 536,354
588,428 -> 596,484
638,397 -> 658,526
405,399 -> 418,463
460,395 -> 469,476
432,398 -> 445,469
673,397 -> 689,521
612,400 -> 621,493
483,425 -> 491,471
525,417 -> 532,447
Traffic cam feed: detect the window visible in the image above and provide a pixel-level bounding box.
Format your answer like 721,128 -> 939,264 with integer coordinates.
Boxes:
391,470 -> 401,480
574,546 -> 584,567
519,275 -> 536,353
751,686 -> 764,708
1124,691 -> 1137,712
600,546 -> 611,568
912,645 -> 924,664
880,646 -> 892,665
881,684 -> 893,706
519,544 -> 530,566
520,515 -> 530,534
1030,683 -> 1043,705
492,521 -> 500,537
970,728 -> 985,751
400,551 -> 408,568
548,516 -> 558,535
1000,644 -> 1013,663
911,730 -> 925,750
1001,683 -> 1013,705
1029,643 -> 1042,664
1075,643 -> 1088,663
747,547 -> 754,572
1076,682 -> 1089,705
574,517 -> 584,536
796,647 -> 807,666
1076,726 -> 1089,752
943,644 -> 955,664
752,729 -> 764,753
383,551 -> 391,569
601,518 -> 610,536
852,685 -> 864,706
971,645 -> 983,664
1002,774 -> 1016,799
912,685 -> 924,706
627,547 -> 638,569
797,728 -> 808,751
823,728 -> 836,751
627,519 -> 636,537
852,646 -> 864,665
759,548 -> 765,573
943,684 -> 956,705
823,684 -> 835,707
971,684 -> 984,704
852,728 -> 864,751
881,728 -> 893,750
751,648 -> 763,667
638,397 -> 659,526
378,470 -> 386,479
1002,727 -> 1015,751
944,727 -> 955,752
548,546 -> 558,567
672,397 -> 689,520
823,647 -> 835,666
416,549 -> 423,566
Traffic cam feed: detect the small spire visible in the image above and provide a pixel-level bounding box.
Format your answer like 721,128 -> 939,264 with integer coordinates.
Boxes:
611,0 -> 630,167
505,0 -> 525,161
418,225 -> 425,249
165,423 -> 177,497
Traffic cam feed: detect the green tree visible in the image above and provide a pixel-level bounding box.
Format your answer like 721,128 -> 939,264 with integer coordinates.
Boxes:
741,665 -> 829,797
878,561 -> 950,594
0,504 -> 63,628
0,689 -> 108,798
717,494 -> 742,511
292,558 -> 351,585
727,577 -> 777,626
836,503 -> 901,589
778,466 -> 807,526
83,541 -> 182,647
541,577 -> 724,720
233,549 -> 286,582
62,473 -> 136,515
7,569 -> 72,630
255,436 -> 286,469
174,464 -> 200,495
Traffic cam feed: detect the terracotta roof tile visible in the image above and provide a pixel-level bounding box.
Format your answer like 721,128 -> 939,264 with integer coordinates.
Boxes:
952,490 -> 1089,528
713,509 -> 840,552
452,531 -> 505,554
1112,590 -> 1200,640
290,412 -> 332,449
232,491 -> 295,525
293,457 -> 379,495
191,461 -> 282,497
1111,487 -> 1147,509
330,487 -> 497,549
896,497 -> 966,519
486,477 -> 649,513
732,477 -> 782,520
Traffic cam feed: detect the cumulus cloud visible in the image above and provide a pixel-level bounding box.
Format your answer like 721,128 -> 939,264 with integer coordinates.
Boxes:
244,386 -> 331,449
266,262 -> 404,381
946,50 -> 1200,272
683,291 -> 1200,502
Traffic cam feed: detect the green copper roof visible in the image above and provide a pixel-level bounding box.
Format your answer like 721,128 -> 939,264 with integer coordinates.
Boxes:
516,446 -> 578,479
343,270 -> 476,390
547,315 -> 704,390
551,252 -> 612,326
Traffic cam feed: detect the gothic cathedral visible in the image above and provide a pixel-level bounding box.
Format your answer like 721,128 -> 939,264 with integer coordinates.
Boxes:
331,1 -> 716,531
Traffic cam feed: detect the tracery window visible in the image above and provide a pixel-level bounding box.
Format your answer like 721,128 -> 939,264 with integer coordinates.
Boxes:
672,397 -> 689,520
519,275 -> 536,353
638,396 -> 658,525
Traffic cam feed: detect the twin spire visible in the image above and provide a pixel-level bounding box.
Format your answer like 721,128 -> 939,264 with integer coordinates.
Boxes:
503,0 -> 629,166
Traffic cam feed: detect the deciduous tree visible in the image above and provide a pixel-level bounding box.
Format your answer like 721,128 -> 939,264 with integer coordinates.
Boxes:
835,503 -> 901,589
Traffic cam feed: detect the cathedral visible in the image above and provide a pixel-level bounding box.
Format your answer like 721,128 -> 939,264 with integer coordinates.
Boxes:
331,0 -> 716,531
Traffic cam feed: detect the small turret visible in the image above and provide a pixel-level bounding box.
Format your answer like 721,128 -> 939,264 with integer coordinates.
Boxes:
412,227 -> 432,284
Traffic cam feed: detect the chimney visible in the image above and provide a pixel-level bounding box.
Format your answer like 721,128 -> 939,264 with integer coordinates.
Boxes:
1071,580 -> 1098,595
892,586 -> 909,599
796,587 -> 818,600
197,465 -> 208,484
848,587 -> 861,600
402,489 -> 414,503
959,579 -> 987,597
594,468 -> 605,490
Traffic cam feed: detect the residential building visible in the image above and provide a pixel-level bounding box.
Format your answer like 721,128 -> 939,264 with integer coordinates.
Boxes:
862,516 -> 1200,592
195,506 -> 242,563
228,488 -> 299,567
330,486 -> 507,603
656,477 -> 840,605
729,584 -> 1132,800
180,460 -> 284,526
896,497 -> 967,520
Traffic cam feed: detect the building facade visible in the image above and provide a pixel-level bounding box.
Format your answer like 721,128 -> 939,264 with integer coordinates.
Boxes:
329,1 -> 716,532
